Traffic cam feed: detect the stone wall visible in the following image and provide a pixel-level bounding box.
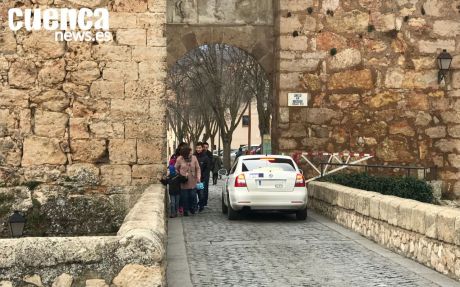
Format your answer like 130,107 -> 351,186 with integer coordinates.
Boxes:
0,183 -> 144,238
275,0 -> 460,198
0,0 -> 167,191
0,184 -> 167,287
308,181 -> 460,281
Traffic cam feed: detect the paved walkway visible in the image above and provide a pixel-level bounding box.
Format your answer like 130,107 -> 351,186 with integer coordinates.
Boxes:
167,182 -> 460,287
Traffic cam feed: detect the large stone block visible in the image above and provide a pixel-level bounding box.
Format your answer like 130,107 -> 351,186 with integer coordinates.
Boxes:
397,200 -> 419,230
315,32 -> 347,51
280,0 -> 315,11
280,16 -> 302,34
125,121 -> 164,139
70,61 -> 101,86
32,90 -> 69,113
418,39 -> 455,54
148,0 -> 167,12
109,139 -> 137,164
425,126 -> 447,139
71,140 -> 107,163
52,273 -> 73,287
378,196 -> 399,223
132,47 -> 166,62
376,138 -> 414,162
433,20 -> 460,37
111,99 -> 149,119
90,81 -> 124,99
364,92 -> 402,109
437,208 -> 460,244
117,29 -> 147,46
354,191 -> 374,216
410,204 -> 428,234
424,206 -> 440,239
137,139 -> 164,164
453,72 -> 460,89
0,137 -> 22,167
109,13 -> 138,29
389,121 -> 415,137
371,13 -> 396,32
139,61 -> 167,80
278,138 -> 298,150
92,45 -> 132,61
280,58 -> 321,73
132,165 -> 159,185
328,69 -> 373,91
22,31 -> 65,59
112,0 -> 148,12
8,60 -> 37,89
67,163 -> 100,186
0,30 -> 16,54
305,108 -> 338,124
279,36 -> 309,51
434,139 -> 460,153
22,136 -> 67,166
103,62 -> 138,81
448,154 -> 460,168
90,121 -> 125,139
100,165 -> 131,186
38,59 -> 66,88
69,118 -> 90,139
34,110 -> 69,138
327,48 -> 361,71
369,194 -> 382,219
137,13 -> 166,29
0,88 -> 29,108
326,10 -> 369,33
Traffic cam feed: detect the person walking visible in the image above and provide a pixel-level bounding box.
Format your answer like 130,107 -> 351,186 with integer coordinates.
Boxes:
169,142 -> 186,215
202,142 -> 213,206
175,145 -> 201,216
212,155 -> 223,185
160,169 -> 182,218
194,142 -> 211,212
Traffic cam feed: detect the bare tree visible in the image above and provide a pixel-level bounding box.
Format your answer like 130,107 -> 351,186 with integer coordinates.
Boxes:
168,44 -> 271,169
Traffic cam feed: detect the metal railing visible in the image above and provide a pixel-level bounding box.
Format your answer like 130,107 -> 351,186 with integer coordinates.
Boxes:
319,163 -> 438,181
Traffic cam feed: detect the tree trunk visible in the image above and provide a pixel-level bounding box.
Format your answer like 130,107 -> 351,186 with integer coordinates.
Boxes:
222,135 -> 232,170
210,136 -> 215,152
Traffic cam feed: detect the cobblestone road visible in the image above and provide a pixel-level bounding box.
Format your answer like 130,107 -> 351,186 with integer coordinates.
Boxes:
170,182 -> 460,287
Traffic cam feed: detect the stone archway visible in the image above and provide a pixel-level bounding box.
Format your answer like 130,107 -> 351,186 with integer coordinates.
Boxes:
166,0 -> 274,72
167,25 -> 274,75
165,0 -> 276,153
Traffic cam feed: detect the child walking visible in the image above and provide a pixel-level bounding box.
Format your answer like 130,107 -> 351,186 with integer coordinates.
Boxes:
161,168 -> 182,218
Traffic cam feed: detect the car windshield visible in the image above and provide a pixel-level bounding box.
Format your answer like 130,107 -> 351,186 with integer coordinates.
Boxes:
242,158 -> 296,172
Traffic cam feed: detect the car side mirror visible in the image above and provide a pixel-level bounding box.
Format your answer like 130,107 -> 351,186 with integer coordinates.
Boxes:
299,169 -> 304,175
218,169 -> 228,176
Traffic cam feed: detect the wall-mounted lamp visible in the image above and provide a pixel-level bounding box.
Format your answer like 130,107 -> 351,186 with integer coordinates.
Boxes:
8,211 -> 26,238
437,49 -> 453,84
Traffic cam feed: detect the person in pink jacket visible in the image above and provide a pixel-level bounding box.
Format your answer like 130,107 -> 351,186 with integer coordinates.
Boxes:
175,145 -> 201,216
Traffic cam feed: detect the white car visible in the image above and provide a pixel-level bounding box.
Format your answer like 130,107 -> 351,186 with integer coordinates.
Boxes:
221,155 -> 308,220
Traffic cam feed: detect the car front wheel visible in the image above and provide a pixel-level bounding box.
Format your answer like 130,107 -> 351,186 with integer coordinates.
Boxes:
296,208 -> 307,220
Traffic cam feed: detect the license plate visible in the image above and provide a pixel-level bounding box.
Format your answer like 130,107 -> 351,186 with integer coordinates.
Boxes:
258,180 -> 285,188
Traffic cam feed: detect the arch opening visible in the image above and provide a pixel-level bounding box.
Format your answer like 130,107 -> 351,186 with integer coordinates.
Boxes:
166,43 -> 273,168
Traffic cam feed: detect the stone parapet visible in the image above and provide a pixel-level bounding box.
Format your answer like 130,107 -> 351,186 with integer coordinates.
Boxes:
308,181 -> 460,281
0,184 -> 167,287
